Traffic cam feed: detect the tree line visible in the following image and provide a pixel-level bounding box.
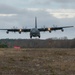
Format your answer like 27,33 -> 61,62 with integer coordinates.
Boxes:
0,38 -> 75,48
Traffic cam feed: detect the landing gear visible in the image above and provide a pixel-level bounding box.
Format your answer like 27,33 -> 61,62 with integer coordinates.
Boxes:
38,36 -> 40,38
30,36 -> 32,38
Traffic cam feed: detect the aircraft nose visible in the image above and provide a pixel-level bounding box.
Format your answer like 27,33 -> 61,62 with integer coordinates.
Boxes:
33,31 -> 36,34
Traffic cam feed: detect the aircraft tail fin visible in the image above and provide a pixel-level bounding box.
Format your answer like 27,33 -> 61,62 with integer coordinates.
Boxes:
35,17 -> 37,28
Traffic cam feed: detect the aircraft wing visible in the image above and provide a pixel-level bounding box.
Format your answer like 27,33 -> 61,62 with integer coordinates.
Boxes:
0,28 -> 31,33
38,26 -> 73,32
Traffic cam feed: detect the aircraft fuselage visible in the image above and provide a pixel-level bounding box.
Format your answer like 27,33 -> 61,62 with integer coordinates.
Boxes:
30,28 -> 40,38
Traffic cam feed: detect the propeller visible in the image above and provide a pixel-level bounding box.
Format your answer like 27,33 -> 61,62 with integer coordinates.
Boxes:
12,26 -> 17,29
53,24 -> 57,28
43,25 -> 46,29
22,26 -> 27,29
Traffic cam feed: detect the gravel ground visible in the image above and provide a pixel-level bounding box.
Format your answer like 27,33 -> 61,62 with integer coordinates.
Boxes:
0,48 -> 75,75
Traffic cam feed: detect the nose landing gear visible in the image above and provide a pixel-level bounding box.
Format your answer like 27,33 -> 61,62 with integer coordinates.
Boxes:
30,36 -> 32,38
38,36 -> 40,38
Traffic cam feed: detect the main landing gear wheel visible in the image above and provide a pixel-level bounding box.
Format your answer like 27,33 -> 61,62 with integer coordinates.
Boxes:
38,36 -> 40,38
30,36 -> 32,38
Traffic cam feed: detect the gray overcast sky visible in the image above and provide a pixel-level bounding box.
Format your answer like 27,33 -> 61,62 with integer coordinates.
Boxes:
0,0 -> 75,39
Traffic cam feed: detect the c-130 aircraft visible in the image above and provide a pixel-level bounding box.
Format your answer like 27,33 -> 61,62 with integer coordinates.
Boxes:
0,17 -> 73,38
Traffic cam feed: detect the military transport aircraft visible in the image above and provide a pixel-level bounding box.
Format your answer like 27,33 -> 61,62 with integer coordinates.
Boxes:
0,17 -> 73,38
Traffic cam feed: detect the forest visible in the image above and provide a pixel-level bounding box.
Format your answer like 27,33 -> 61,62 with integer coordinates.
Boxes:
0,37 -> 75,48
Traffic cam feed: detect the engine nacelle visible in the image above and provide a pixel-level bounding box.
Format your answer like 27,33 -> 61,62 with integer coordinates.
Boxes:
6,31 -> 9,34
49,30 -> 51,33
61,29 -> 64,32
19,32 -> 21,34
48,28 -> 51,33
19,29 -> 22,34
